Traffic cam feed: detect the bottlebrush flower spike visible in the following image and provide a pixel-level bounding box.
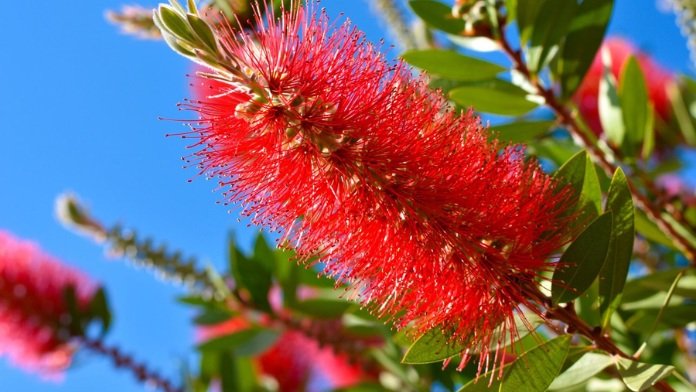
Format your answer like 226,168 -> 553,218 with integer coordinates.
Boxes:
0,230 -> 97,376
172,2 -> 575,374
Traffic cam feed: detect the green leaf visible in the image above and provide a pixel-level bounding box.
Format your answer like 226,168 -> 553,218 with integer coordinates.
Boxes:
617,359 -> 674,392
402,49 -> 505,81
598,51 -> 626,146
198,328 -> 280,355
599,168 -> 635,318
218,352 -> 258,392
228,236 -> 272,312
409,0 -> 464,35
158,5 -> 194,42
291,298 -> 353,319
458,336 -> 571,392
493,120 -> 554,143
554,151 -> 602,224
252,233 -> 276,272
186,13 -> 217,51
619,57 -> 651,156
557,0 -> 614,98
516,0 -> 547,45
552,213 -> 613,305
548,352 -> 614,391
623,269 -> 696,303
449,79 -> 538,116
88,287 -> 113,336
194,309 -> 235,325
526,0 -> 578,73
634,209 -> 677,249
402,329 -> 465,365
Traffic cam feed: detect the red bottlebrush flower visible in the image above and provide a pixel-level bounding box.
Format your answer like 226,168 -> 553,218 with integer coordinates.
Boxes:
573,37 -> 675,136
0,230 -> 96,376
184,4 -> 574,373
197,319 -> 368,391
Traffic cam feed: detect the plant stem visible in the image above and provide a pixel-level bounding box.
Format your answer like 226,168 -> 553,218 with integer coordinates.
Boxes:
81,337 -> 183,392
495,26 -> 696,266
370,0 -> 418,50
546,304 -> 676,392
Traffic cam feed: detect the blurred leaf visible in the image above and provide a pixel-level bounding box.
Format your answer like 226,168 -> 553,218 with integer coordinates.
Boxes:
516,0 -> 546,45
198,328 -> 280,355
89,287 -> 113,336
634,210 -> 677,249
554,151 -> 602,224
252,233 -> 276,271
334,384 -> 388,392
505,0 -> 517,22
493,120 -> 555,143
623,268 -> 696,303
402,329 -> 465,364
548,352 -> 614,391
669,77 -> 696,146
552,213 -> 613,305
158,5 -> 194,41
557,0 -> 614,98
402,49 -> 505,81
409,0 -> 464,34
219,352 -> 258,392
458,336 -> 571,392
617,359 -> 674,392
450,79 -> 538,116
229,236 -> 272,312
291,298 -> 353,318
599,168 -> 635,319
624,303 -> 696,333
528,138 -> 580,166
526,0 -> 577,73
619,57 -> 651,156
194,309 -> 235,325
599,52 -> 626,146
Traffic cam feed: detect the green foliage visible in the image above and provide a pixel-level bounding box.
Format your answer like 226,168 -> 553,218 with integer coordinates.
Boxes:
492,120 -> 555,143
458,336 -> 571,392
552,213 -> 613,305
599,168 -> 635,319
409,0 -> 464,34
554,151 -> 602,226
556,0 -> 614,98
617,359 -> 674,392
619,57 -> 653,157
402,49 -> 505,81
449,79 -> 538,116
525,0 -> 577,74
548,352 -> 614,391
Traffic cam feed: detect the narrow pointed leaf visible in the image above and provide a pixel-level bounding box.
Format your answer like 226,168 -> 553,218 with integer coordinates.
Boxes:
599,168 -> 635,317
619,57 -> 650,156
548,353 -> 614,391
493,120 -> 555,143
599,52 -> 626,146
557,0 -> 614,98
552,213 -> 613,305
555,151 -> 602,224
409,0 -> 464,35
458,336 -> 571,392
617,359 -> 674,392
449,79 -> 538,116
402,329 -> 465,364
516,0 -> 546,45
402,49 -> 505,81
527,0 -> 578,73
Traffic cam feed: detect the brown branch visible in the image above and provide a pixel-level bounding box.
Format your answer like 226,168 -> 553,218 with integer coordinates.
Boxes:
80,337 -> 183,392
494,27 -> 696,266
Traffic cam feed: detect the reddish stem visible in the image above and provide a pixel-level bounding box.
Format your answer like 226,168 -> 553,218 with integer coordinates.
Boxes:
495,28 -> 696,266
81,337 -> 183,392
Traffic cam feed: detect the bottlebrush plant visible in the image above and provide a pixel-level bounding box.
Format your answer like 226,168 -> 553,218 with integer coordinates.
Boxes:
4,0 -> 696,391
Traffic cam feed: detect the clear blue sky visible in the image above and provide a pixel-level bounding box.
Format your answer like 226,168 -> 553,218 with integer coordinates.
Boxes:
0,1 -> 692,391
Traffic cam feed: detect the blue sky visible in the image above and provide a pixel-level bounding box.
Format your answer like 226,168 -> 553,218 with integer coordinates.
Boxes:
0,1 -> 693,391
